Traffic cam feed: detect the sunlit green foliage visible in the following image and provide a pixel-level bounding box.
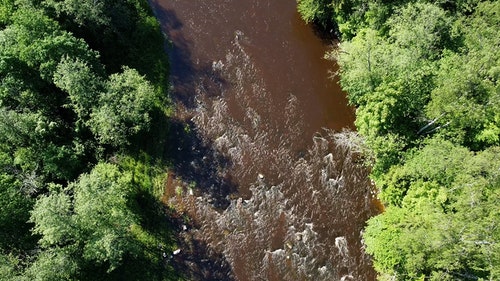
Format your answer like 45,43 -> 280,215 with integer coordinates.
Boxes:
365,140 -> 500,280
0,0 -> 175,280
297,0 -> 482,38
335,3 -> 452,176
43,0 -> 110,26
305,0 -> 500,279
297,0 -> 368,37
30,164 -> 140,276
427,1 -> 500,150
53,56 -> 103,121
41,0 -> 169,88
90,67 -> 156,147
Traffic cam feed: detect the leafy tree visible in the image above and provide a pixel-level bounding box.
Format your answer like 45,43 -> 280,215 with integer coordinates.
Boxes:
41,0 -> 169,87
28,162 -> 176,280
336,13 -> 442,176
53,56 -> 103,121
329,1 -> 500,280
387,3 -> 456,60
23,248 -> 80,281
365,141 -> 500,280
0,149 -> 36,252
0,252 -> 20,280
0,1 -> 162,180
0,1 -> 174,279
90,67 -> 156,147
30,163 -> 140,276
297,0 -> 371,37
426,1 -> 500,150
2,7 -> 98,82
42,0 -> 110,27
0,0 -> 14,26
377,138 -> 472,205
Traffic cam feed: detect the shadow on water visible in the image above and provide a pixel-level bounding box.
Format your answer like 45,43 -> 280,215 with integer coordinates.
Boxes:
310,21 -> 341,44
165,208 -> 235,281
132,115 -> 237,279
151,2 -> 228,109
149,1 -> 236,209
145,3 -> 240,279
166,119 -> 237,210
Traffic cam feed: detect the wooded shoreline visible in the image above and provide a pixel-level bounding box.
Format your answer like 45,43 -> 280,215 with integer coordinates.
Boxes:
298,0 -> 500,279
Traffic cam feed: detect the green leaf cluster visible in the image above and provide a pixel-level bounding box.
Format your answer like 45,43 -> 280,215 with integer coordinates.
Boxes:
297,0 -> 480,39
365,140 -> 500,280
304,0 -> 500,279
29,164 -> 141,279
0,0 -> 177,280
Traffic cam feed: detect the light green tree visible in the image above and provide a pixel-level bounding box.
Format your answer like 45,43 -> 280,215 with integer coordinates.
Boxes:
426,1 -> 500,149
30,163 -> 140,276
365,139 -> 500,280
53,56 -> 103,121
90,67 -> 156,146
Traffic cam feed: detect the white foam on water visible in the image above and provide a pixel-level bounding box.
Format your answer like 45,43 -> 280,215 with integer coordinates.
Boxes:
167,27 -> 376,280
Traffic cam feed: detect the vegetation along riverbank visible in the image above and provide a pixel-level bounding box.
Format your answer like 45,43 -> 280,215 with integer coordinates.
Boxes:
0,0 -> 182,280
1,0 -> 498,279
298,0 -> 500,280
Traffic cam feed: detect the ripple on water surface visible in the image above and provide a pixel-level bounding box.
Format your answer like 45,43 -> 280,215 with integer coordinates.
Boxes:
150,0 -> 379,280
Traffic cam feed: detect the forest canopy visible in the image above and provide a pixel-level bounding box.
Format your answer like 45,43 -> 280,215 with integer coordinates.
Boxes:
0,0 -> 177,280
298,0 -> 500,280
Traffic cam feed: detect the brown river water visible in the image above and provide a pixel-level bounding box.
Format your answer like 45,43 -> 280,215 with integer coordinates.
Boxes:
149,0 -> 380,280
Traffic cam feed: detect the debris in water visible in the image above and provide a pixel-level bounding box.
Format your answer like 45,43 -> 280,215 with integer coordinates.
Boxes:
335,236 -> 350,263
340,274 -> 354,281
212,60 -> 224,71
173,249 -> 181,255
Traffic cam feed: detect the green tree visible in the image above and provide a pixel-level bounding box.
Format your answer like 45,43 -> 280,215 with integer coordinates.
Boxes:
0,253 -> 21,280
23,248 -> 80,281
2,7 -> 98,82
42,0 -> 110,27
388,3 -> 456,60
53,56 -> 103,121
30,163 -> 140,276
365,139 -> 500,280
426,1 -> 500,150
331,1 -> 500,279
0,148 -> 36,252
297,0 -> 333,25
0,0 -> 174,279
336,21 -> 438,176
90,67 -> 156,147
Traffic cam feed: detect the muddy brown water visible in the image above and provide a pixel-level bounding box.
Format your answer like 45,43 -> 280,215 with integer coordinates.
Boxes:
150,0 -> 379,280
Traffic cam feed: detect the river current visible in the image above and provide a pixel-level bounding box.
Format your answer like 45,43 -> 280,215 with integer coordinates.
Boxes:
150,0 -> 379,280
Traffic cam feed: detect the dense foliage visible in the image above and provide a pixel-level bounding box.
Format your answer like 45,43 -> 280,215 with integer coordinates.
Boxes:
0,0 -> 177,280
299,0 -> 500,280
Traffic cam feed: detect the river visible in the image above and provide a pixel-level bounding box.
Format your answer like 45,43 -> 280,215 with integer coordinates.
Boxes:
149,0 -> 379,280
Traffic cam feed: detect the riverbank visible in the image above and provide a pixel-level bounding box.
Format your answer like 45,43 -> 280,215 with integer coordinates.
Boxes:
0,0 -> 180,279
298,0 -> 500,279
